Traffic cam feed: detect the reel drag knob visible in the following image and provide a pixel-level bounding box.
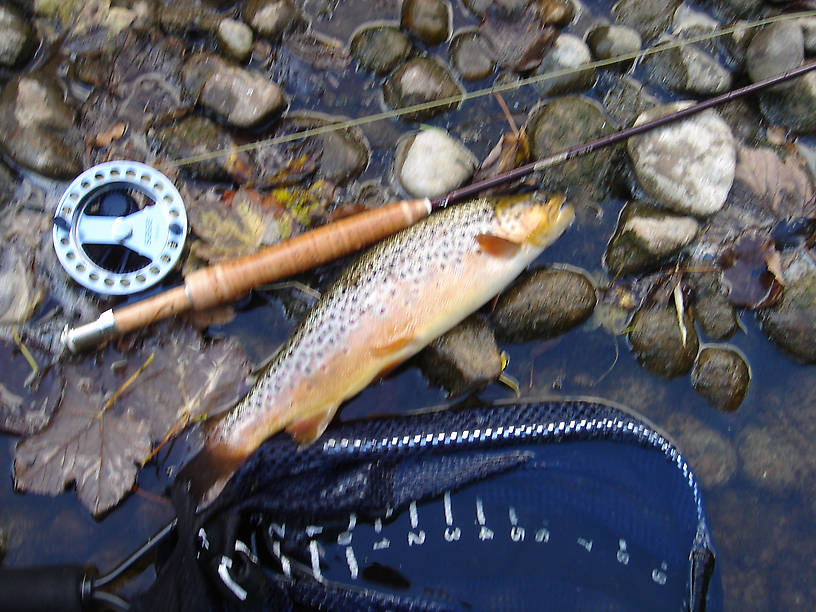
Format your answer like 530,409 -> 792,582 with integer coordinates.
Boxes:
52,161 -> 187,296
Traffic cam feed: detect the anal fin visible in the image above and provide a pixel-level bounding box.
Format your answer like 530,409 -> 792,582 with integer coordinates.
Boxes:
286,406 -> 338,446
476,233 -> 521,258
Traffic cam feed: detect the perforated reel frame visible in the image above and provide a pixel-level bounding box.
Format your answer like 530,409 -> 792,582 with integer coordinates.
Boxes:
52,161 -> 188,296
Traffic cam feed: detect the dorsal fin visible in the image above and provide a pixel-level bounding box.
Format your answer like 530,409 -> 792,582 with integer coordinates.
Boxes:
476,233 -> 521,258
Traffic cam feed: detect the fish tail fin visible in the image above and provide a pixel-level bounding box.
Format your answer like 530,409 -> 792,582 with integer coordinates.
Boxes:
177,434 -> 250,510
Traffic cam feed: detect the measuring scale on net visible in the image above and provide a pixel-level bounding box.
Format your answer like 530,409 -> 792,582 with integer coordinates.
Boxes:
232,480 -> 685,610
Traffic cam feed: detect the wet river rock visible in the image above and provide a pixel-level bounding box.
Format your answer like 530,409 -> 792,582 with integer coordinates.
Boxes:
642,35 -> 732,95
586,25 -> 642,72
242,0 -> 302,39
528,96 -> 616,199
745,21 -> 803,86
218,18 -> 254,62
691,346 -> 750,412
287,114 -> 370,185
600,73 -> 660,128
533,34 -> 595,97
418,315 -> 502,397
449,29 -> 495,81
152,116 -> 237,181
401,0 -> 451,46
627,103 -> 735,216
395,128 -> 476,197
746,21 -> 816,133
628,304 -> 699,378
756,268 -> 816,363
182,53 -> 286,128
0,4 -> 36,68
0,74 -> 82,179
383,57 -> 464,121
350,24 -> 414,76
695,293 -> 738,340
605,201 -> 700,275
491,267 -> 597,343
612,0 -> 682,42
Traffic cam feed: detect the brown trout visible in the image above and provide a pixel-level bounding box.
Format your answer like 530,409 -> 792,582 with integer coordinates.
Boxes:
185,193 -> 573,505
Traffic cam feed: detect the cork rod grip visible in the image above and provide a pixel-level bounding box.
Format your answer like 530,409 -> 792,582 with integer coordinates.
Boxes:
112,198 -> 431,334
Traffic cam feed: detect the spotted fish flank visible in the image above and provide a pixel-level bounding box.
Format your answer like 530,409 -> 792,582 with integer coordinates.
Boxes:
185,194 -> 573,505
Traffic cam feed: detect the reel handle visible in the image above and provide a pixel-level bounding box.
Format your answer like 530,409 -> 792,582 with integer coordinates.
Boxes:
64,198 -> 431,352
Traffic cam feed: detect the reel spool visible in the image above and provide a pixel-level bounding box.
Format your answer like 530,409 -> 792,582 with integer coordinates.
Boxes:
52,161 -> 187,296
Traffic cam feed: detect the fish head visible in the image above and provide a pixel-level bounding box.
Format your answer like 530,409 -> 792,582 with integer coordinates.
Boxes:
492,193 -> 574,249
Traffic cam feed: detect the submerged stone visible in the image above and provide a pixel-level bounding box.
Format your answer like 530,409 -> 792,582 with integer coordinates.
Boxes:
691,346 -> 751,412
664,413 -> 737,487
243,0 -> 302,38
527,96 -> 616,199
605,201 -> 700,276
642,35 -> 732,95
533,34 -> 595,97
600,74 -> 660,128
383,57 -> 463,121
612,0 -> 681,42
492,267 -> 597,343
0,74 -> 82,179
418,315 -> 502,397
449,29 -> 495,81
695,294 -> 738,340
182,53 -> 286,128
586,25 -> 641,71
0,4 -> 36,68
756,269 -> 816,363
628,304 -> 699,378
401,0 -> 452,46
350,24 -> 413,76
288,114 -> 370,185
738,426 -> 809,493
152,116 -> 237,181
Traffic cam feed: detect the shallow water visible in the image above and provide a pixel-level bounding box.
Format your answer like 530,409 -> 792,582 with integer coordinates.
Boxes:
0,0 -> 814,609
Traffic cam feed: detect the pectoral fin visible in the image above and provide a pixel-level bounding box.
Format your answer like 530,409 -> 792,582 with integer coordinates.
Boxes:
476,233 -> 521,258
286,406 -> 339,446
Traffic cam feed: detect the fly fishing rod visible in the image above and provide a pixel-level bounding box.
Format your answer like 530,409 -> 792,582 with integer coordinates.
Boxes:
61,61 -> 816,353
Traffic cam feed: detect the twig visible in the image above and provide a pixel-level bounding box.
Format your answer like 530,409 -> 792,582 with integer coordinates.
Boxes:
141,411 -> 189,466
100,352 -> 155,415
493,93 -> 519,136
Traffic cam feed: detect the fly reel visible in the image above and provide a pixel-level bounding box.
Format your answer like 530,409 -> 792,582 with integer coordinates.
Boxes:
52,161 -> 187,296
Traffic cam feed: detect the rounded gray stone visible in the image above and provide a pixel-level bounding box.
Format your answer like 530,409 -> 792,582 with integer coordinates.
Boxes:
395,129 -> 477,198
746,21 -> 804,86
605,201 -> 700,275
533,34 -> 595,97
382,57 -> 464,121
350,24 -> 413,76
218,18 -> 254,62
627,103 -> 735,216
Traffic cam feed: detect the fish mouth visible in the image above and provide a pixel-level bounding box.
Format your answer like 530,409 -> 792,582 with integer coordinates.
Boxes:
530,194 -> 574,247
